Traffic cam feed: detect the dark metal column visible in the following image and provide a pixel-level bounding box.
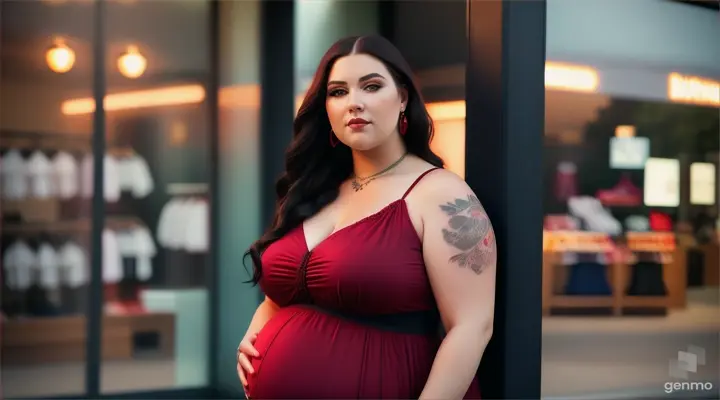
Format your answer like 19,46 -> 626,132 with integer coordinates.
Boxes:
87,0 -> 107,396
207,0 -> 221,389
260,0 -> 295,230
466,0 -> 546,398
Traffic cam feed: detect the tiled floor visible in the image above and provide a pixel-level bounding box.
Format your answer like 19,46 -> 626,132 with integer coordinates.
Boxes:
542,287 -> 720,399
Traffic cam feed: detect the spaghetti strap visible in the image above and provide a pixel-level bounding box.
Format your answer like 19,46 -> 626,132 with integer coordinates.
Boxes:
401,167 -> 441,200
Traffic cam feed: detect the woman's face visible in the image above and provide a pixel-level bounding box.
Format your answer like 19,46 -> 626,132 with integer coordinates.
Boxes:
325,54 -> 407,151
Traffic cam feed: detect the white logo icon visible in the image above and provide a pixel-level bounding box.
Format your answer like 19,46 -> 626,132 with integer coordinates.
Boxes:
669,345 -> 706,380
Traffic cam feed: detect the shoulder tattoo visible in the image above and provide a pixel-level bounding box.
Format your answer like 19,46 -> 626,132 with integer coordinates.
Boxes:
439,195 -> 496,275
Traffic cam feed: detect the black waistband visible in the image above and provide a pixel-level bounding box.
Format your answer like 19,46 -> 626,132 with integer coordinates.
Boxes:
302,304 -> 441,335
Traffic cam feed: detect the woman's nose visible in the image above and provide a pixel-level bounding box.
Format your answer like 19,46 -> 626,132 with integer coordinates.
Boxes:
346,91 -> 364,112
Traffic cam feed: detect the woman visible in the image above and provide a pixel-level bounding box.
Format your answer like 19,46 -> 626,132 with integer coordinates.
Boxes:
237,35 -> 496,399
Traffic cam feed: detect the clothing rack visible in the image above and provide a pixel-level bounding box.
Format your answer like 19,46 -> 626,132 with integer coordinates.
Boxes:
0,136 -> 91,152
1,216 -> 144,236
166,183 -> 208,196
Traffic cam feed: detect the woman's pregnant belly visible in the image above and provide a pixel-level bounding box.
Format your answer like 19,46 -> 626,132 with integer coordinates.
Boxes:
246,305 -> 439,399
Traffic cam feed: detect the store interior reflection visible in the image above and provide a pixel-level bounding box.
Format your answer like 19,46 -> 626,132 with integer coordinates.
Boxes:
1,0 -> 211,397
420,81 -> 719,397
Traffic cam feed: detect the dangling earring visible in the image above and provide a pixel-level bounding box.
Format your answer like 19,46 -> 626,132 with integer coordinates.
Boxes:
330,129 -> 339,147
399,111 -> 408,135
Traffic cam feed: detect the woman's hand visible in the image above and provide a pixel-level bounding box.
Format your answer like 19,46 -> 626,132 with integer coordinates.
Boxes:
236,332 -> 260,388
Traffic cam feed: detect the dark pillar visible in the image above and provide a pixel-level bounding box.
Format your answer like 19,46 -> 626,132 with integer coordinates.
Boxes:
260,0 -> 295,230
466,0 -> 546,398
87,0 -> 107,397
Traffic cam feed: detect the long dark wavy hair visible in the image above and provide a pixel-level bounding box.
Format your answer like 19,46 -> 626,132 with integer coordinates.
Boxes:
244,35 -> 444,285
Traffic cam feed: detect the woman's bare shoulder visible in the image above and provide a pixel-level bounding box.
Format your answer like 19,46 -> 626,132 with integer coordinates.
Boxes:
410,166 -> 476,210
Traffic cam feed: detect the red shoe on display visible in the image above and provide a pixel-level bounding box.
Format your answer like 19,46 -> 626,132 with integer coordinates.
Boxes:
596,173 -> 642,207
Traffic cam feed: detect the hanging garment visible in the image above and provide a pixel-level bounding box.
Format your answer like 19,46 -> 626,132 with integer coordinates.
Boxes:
27,151 -> 55,198
36,243 -> 61,290
3,240 -> 36,290
51,151 -> 80,199
1,149 -> 29,200
117,154 -> 154,198
80,154 -> 121,202
564,261 -> 613,295
185,199 -> 209,253
554,162 -> 578,201
115,226 -> 157,281
157,197 -> 209,252
626,258 -> 667,296
58,241 -> 88,288
102,229 -> 123,284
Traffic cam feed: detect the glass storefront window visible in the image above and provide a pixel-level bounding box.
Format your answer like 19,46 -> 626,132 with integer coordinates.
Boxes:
1,1 -> 94,397
99,0 -> 212,393
541,1 -> 720,398
1,1 -> 214,397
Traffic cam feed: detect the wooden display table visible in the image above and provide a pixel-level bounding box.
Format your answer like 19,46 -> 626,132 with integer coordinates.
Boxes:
542,231 -> 684,316
1,312 -> 175,365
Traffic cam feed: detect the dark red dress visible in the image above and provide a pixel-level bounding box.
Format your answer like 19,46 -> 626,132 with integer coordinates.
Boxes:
247,168 -> 482,399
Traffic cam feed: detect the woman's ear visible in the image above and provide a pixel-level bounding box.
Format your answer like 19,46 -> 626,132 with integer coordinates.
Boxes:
399,85 -> 409,110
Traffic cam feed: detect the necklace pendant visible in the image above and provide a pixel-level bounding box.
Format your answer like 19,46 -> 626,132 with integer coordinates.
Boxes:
351,180 -> 364,192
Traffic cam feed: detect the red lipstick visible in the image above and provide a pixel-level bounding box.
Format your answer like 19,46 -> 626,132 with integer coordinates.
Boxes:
347,118 -> 369,130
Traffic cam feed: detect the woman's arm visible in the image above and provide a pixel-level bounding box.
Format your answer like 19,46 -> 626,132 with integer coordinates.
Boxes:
416,172 -> 497,400
245,296 -> 281,338
238,295 -> 281,386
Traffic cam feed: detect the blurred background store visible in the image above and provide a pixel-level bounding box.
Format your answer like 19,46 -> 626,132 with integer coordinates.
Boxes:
405,0 -> 720,398
1,0 -> 717,399
1,0 -> 213,397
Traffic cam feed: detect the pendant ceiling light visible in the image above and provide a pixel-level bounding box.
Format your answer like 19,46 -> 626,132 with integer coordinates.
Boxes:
118,45 -> 147,78
46,38 -> 75,74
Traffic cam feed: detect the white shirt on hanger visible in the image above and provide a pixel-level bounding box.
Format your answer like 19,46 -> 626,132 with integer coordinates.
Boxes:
103,229 -> 123,283
36,243 -> 61,290
27,151 -> 55,198
3,240 -> 36,290
156,197 -> 209,252
1,150 -> 29,200
157,198 -> 186,249
52,151 -> 80,199
185,199 -> 209,253
81,154 -> 121,202
117,155 -> 154,198
58,242 -> 88,288
116,226 -> 157,281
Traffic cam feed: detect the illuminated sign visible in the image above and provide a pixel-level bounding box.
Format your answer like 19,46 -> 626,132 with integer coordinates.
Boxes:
545,62 -> 599,93
644,158 -> 680,207
668,73 -> 720,107
690,162 -> 716,206
61,85 -> 206,115
610,136 -> 649,169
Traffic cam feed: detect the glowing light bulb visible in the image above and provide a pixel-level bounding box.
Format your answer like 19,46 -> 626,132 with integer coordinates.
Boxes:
118,45 -> 147,78
46,39 -> 75,74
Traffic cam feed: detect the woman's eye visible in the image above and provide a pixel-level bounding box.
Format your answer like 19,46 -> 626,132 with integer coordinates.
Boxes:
328,88 -> 347,97
365,84 -> 381,92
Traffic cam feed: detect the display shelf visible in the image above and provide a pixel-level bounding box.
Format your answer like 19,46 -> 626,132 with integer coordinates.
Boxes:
543,230 -> 614,253
1,216 -> 145,236
0,131 -> 91,152
1,312 -> 175,365
626,231 -> 676,252
542,231 -> 684,316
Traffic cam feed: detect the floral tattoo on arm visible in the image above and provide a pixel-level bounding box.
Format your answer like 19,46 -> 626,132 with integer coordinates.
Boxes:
439,195 -> 496,275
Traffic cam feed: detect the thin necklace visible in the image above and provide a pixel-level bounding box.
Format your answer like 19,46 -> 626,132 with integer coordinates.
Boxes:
351,152 -> 408,192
